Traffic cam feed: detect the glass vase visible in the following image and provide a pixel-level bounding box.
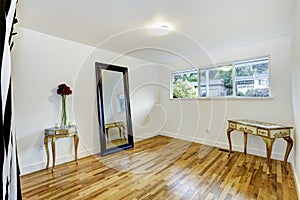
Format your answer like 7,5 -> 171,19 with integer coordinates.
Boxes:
61,94 -> 67,127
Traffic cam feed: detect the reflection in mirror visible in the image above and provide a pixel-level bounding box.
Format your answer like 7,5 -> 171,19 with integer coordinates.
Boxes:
102,70 -> 128,148
95,63 -> 134,156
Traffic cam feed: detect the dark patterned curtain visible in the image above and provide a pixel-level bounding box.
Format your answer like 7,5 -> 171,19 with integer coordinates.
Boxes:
0,0 -> 21,199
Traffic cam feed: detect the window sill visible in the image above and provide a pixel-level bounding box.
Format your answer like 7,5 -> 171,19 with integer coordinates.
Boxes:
170,96 -> 274,101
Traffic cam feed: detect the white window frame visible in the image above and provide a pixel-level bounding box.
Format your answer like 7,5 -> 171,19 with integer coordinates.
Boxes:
199,64 -> 234,97
170,56 -> 271,99
170,68 -> 199,99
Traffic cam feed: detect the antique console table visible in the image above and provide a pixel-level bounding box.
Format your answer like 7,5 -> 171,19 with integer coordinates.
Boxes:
44,125 -> 79,172
105,121 -> 126,141
227,119 -> 293,174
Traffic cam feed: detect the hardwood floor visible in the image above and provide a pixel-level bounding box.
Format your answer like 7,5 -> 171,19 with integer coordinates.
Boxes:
21,135 -> 298,200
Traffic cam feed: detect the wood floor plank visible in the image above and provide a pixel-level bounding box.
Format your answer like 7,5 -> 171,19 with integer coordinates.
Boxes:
21,135 -> 298,200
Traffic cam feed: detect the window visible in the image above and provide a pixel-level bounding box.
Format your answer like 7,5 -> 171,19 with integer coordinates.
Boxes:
171,56 -> 270,98
172,69 -> 198,98
117,93 -> 125,112
200,65 -> 233,97
235,57 -> 269,97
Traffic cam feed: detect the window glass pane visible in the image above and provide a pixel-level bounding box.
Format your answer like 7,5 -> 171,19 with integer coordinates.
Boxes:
200,65 -> 233,97
200,70 -> 207,97
235,57 -> 269,97
170,56 -> 269,99
172,69 -> 198,98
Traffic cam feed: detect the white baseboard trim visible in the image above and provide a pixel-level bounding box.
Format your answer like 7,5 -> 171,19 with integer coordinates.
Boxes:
20,134 -> 161,175
292,162 -> 300,198
134,132 -> 159,142
21,130 -> 297,193
20,147 -> 100,175
159,131 -> 289,162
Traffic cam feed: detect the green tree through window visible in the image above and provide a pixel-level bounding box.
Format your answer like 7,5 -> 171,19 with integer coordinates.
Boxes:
171,56 -> 269,98
172,70 -> 198,98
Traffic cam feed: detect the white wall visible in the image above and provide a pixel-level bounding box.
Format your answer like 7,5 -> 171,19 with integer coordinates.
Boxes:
12,26 -> 296,180
11,27 -> 161,174
158,35 -> 294,162
11,27 -> 92,174
291,0 -> 300,194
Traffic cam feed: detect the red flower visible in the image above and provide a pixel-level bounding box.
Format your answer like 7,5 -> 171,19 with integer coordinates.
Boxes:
57,83 -> 72,95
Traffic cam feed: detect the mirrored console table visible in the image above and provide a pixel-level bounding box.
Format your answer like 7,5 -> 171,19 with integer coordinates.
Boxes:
105,121 -> 126,141
227,119 -> 293,174
44,125 -> 79,172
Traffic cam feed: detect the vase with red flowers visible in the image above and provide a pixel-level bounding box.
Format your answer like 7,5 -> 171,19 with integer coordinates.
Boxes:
57,83 -> 72,127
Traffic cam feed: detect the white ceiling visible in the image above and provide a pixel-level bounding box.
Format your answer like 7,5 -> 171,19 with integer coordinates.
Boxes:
17,0 -> 298,63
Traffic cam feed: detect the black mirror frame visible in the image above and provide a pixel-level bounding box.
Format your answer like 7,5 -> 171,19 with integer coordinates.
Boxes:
95,62 -> 134,156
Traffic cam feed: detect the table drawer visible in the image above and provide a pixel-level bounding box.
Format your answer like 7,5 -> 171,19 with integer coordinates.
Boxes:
270,129 -> 290,138
229,122 -> 236,129
236,124 -> 257,134
258,129 -> 269,137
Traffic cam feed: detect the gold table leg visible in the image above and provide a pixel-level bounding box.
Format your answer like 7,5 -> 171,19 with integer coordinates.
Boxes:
262,137 -> 275,175
283,136 -> 293,174
117,125 -> 122,139
51,137 -> 56,173
74,133 -> 79,164
244,132 -> 248,154
227,128 -> 234,157
120,124 -> 126,139
44,136 -> 50,169
106,128 -> 109,142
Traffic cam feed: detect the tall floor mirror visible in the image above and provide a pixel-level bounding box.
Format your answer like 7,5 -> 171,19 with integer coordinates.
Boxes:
95,62 -> 134,156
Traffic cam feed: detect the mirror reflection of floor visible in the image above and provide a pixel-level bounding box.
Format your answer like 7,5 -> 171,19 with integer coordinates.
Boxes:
107,138 -> 128,148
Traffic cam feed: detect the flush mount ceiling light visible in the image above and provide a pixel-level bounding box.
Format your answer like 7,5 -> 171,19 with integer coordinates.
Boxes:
147,22 -> 173,36
220,65 -> 232,71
